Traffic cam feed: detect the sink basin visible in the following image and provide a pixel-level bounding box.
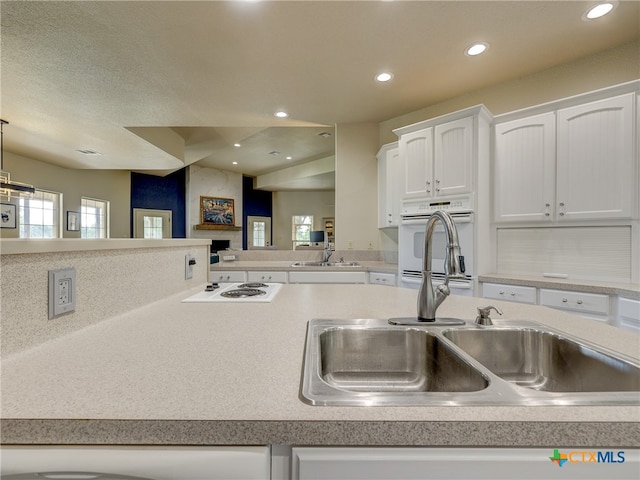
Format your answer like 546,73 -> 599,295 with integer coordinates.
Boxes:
301,319 -> 640,406
320,327 -> 488,393
291,261 -> 361,267
442,328 -> 640,392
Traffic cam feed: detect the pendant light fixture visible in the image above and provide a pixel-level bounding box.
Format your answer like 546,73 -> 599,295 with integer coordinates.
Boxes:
0,119 -> 36,198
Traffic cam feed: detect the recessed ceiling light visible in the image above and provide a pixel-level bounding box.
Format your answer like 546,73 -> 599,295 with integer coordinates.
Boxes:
585,2 -> 616,19
286,156 -> 292,160
268,151 -> 281,156
274,111 -> 288,118
465,42 -> 489,56
318,131 -> 332,138
233,143 -> 241,148
376,72 -> 393,82
232,161 -> 238,165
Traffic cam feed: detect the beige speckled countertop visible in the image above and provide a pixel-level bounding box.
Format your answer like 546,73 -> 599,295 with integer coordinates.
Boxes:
2,284 -> 639,447
479,274 -> 640,299
211,260 -> 397,273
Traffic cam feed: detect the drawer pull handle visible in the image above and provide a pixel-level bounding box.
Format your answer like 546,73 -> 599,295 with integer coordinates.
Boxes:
562,298 -> 568,303
499,291 -> 505,295
577,300 -> 583,305
510,292 -> 516,296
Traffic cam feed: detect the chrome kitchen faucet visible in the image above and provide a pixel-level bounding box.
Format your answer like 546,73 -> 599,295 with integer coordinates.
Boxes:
389,210 -> 468,326
416,210 -> 467,320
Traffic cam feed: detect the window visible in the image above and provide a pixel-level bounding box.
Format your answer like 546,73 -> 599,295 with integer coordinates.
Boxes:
81,197 -> 109,238
19,190 -> 62,238
253,220 -> 266,247
292,215 -> 313,248
143,215 -> 163,239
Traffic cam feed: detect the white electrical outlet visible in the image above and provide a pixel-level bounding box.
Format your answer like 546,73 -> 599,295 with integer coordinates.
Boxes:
48,267 -> 76,319
185,254 -> 196,279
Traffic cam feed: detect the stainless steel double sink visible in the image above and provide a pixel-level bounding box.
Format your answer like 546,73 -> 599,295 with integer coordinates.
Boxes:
291,261 -> 361,267
300,318 -> 640,406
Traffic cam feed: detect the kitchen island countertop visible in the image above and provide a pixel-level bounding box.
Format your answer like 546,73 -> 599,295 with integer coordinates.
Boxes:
1,284 -> 639,447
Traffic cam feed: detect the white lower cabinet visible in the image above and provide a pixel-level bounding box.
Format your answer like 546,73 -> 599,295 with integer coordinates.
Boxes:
210,270 -> 247,283
247,270 -> 288,283
482,282 -> 537,304
540,288 -> 610,322
617,297 -> 640,333
1,446 -> 270,480
291,447 -> 639,480
288,271 -> 367,284
368,271 -> 397,286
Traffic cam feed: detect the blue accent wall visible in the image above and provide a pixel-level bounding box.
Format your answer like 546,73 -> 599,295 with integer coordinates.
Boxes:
130,169 -> 186,238
242,175 -> 273,249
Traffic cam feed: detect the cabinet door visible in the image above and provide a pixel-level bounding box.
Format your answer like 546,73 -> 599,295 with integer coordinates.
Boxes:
210,271 -> 247,283
288,271 -> 367,284
540,288 -> 610,323
617,297 -> 640,333
247,271 -> 288,283
292,447 -> 640,480
377,144 -> 400,228
434,116 -> 473,196
482,282 -> 537,304
399,127 -> 433,198
368,271 -> 397,286
556,93 -> 635,220
494,112 -> 556,222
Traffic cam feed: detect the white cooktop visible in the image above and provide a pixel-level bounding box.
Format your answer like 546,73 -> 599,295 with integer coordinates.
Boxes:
182,282 -> 283,303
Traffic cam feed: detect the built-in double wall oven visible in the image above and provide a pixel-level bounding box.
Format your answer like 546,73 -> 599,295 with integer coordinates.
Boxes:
399,196 -> 475,296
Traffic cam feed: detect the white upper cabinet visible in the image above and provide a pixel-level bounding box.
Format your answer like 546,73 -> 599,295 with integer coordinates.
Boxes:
494,90 -> 637,223
399,127 -> 433,198
494,112 -> 556,222
395,105 -> 491,201
376,143 -> 401,228
434,116 -> 474,197
556,93 -> 635,221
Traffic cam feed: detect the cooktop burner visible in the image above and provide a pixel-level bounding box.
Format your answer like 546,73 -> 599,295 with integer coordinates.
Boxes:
238,282 -> 268,289
220,288 -> 267,298
182,282 -> 282,303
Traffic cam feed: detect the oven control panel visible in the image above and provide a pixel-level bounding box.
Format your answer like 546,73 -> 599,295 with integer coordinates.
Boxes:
402,195 -> 473,216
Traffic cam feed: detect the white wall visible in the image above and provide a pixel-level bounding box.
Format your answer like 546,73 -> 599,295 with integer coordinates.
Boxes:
379,40 -> 640,145
272,190 -> 335,250
187,164 -> 243,249
0,241 -> 208,357
335,123 -> 379,252
0,152 -> 130,238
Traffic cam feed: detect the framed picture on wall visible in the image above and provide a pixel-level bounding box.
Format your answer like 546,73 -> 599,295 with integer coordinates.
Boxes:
200,196 -> 235,225
66,211 -> 80,231
0,203 -> 16,229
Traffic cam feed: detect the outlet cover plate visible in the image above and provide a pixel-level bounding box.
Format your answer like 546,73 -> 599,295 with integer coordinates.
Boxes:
185,254 -> 195,279
48,267 -> 76,319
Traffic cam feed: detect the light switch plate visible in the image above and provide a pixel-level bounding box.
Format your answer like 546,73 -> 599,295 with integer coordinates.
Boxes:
48,267 -> 77,319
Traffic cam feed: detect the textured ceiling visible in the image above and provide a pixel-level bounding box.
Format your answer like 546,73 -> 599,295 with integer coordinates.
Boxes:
1,1 -> 638,189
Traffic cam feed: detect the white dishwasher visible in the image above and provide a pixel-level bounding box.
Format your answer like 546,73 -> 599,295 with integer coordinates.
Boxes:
0,446 -> 270,480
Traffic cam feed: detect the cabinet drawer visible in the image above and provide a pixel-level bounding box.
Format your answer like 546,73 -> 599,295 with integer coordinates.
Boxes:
210,271 -> 247,283
368,272 -> 396,286
288,271 -> 367,284
540,289 -> 609,316
247,271 -> 288,283
617,297 -> 640,333
482,283 -> 536,304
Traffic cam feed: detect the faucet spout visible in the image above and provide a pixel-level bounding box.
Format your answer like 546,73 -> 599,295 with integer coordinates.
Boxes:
417,210 -> 466,321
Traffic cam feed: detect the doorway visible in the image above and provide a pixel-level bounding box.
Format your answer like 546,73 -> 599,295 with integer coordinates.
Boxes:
247,215 -> 271,248
133,208 -> 172,238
